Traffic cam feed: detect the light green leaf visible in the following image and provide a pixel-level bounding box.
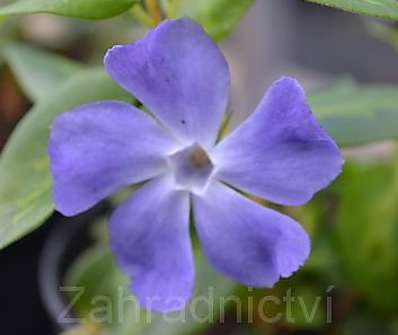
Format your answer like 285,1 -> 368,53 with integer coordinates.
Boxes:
304,0 -> 398,21
0,69 -> 131,250
64,247 -> 147,335
334,163 -> 398,312
65,244 -> 240,335
2,42 -> 82,101
0,0 -> 137,20
309,80 -> 398,146
164,0 -> 254,41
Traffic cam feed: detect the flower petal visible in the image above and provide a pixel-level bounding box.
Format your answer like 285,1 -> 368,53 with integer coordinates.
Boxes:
212,77 -> 343,206
109,176 -> 194,312
49,101 -> 176,216
193,181 -> 310,287
104,18 -> 230,148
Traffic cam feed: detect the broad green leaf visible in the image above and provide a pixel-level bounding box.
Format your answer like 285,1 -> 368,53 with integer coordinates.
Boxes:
65,243 -> 240,335
163,0 -> 254,41
334,163 -> 398,312
0,69 -> 131,250
0,0 -> 137,20
2,42 -> 82,101
64,247 -> 126,323
304,0 -> 398,21
309,80 -> 398,146
64,247 -> 147,335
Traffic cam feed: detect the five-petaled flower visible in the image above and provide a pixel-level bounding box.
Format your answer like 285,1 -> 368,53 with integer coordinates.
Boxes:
48,18 -> 343,313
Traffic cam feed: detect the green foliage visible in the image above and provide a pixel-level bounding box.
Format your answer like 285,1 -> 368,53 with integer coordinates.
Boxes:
163,0 -> 254,41
334,162 -> 398,312
0,0 -> 137,20
305,0 -> 398,21
0,69 -> 131,250
309,80 -> 398,146
64,247 -> 138,335
2,43 -> 82,101
65,243 -> 240,335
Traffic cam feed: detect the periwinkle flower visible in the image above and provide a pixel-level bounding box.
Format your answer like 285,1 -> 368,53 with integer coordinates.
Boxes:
49,18 -> 343,313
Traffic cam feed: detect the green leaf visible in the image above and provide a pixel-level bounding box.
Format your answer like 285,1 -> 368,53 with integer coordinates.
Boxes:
65,243 -> 240,335
64,247 -> 130,323
0,0 -> 137,20
164,0 -> 254,41
309,80 -> 398,147
334,162 -> 398,312
304,0 -> 398,21
65,247 -> 147,335
2,42 -> 82,101
0,69 -> 131,250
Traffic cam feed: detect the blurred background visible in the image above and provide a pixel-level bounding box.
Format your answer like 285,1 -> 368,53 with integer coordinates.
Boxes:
1,0 -> 398,334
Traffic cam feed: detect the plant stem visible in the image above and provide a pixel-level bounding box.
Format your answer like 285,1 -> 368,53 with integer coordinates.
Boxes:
130,4 -> 155,28
145,0 -> 163,26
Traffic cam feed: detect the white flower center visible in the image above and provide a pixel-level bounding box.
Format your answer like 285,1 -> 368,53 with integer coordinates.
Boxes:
168,143 -> 214,194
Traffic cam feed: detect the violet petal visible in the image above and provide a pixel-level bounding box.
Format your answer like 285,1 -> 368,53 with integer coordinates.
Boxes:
49,101 -> 176,216
193,181 -> 310,287
212,77 -> 343,206
104,18 -> 230,148
109,176 -> 194,312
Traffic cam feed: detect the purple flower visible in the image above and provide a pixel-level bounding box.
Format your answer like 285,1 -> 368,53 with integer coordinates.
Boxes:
48,18 -> 343,313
